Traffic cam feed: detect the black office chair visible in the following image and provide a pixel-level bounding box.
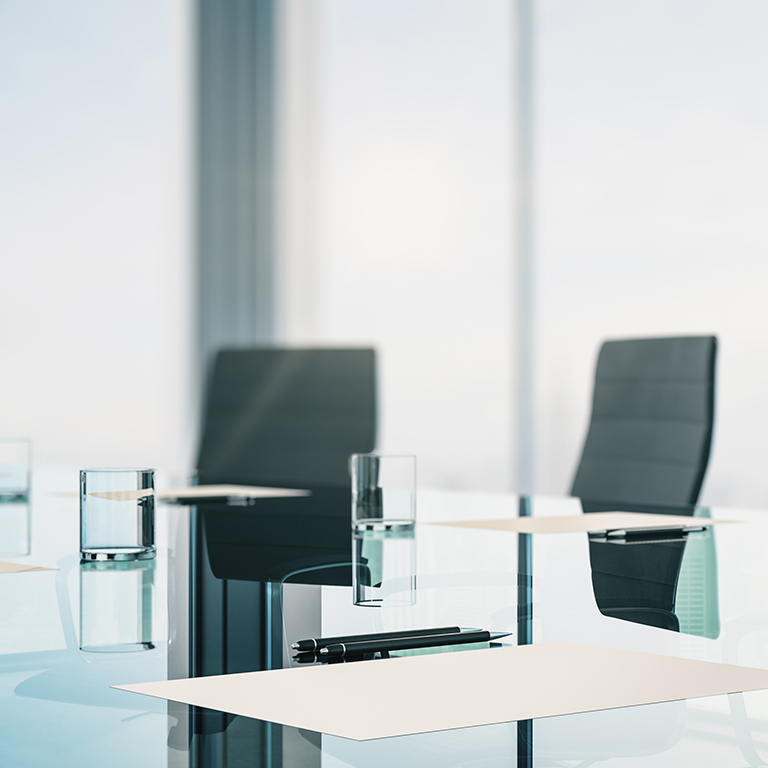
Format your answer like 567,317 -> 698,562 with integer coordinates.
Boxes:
572,336 -> 717,632
195,347 -> 376,584
191,347 -> 377,734
198,347 -> 376,488
572,336 -> 716,505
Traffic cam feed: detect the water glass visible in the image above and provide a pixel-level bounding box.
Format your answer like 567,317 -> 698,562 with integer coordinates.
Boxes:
350,454 -> 416,606
351,454 -> 416,529
0,438 -> 31,502
80,468 -> 155,561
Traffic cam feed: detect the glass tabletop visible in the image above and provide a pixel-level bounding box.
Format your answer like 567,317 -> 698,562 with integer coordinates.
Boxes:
2,472 -> 768,767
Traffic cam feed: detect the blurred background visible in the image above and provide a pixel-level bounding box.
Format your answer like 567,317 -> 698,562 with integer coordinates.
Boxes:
2,0 -> 767,507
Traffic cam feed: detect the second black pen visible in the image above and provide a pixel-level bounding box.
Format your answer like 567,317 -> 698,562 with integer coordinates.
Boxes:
318,629 -> 513,657
291,625 -> 471,652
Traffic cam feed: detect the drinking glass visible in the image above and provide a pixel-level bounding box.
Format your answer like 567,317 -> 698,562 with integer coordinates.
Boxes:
80,468 -> 155,561
350,454 -> 416,606
0,438 -> 31,502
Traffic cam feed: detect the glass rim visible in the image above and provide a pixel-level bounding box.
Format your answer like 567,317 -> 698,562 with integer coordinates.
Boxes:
81,467 -> 155,473
349,453 -> 416,460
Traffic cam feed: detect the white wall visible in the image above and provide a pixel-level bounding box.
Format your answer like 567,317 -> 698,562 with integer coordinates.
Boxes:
9,0 -> 763,503
279,0 -> 515,492
279,0 -> 768,507
0,0 -> 192,474
536,0 -> 768,507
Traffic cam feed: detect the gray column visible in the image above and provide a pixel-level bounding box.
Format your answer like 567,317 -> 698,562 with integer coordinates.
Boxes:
514,0 -> 535,495
196,0 -> 277,380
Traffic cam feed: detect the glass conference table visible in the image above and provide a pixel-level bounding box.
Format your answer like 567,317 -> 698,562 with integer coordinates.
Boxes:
2,471 -> 768,767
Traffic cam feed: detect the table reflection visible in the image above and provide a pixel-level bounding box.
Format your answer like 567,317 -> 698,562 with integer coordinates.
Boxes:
80,559 -> 155,652
581,499 -> 720,638
0,500 -> 30,556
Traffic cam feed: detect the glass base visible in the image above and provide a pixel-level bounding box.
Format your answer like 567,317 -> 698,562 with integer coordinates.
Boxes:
353,520 -> 415,535
353,596 -> 417,607
80,547 -> 155,562
81,642 -> 156,653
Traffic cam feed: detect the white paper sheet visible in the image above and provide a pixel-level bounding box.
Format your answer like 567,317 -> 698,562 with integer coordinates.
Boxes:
0,561 -> 55,574
427,511 -> 737,535
115,642 -> 768,741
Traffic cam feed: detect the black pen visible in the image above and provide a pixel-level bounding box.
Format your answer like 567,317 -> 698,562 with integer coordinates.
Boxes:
597,526 -> 706,541
291,625 -> 475,652
293,651 -> 368,664
318,629 -> 513,658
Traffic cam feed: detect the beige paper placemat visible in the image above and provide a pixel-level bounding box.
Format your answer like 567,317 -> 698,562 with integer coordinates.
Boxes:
0,561 -> 55,574
115,642 -> 768,741
428,511 -> 737,535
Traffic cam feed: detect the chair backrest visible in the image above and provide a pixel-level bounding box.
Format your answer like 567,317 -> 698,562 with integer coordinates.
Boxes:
571,336 -> 717,506
197,348 -> 376,488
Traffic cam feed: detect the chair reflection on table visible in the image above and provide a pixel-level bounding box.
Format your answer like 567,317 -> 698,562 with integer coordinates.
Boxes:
579,498 -> 720,636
